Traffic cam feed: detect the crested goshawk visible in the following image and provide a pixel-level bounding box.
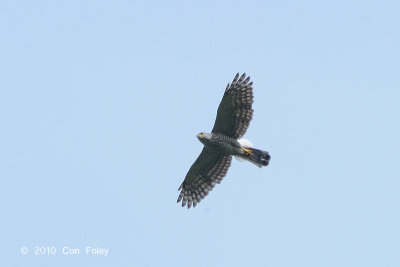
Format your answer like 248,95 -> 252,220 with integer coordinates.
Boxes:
177,73 -> 271,208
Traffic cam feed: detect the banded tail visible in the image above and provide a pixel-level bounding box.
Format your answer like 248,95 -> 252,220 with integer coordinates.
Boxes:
235,139 -> 271,168
247,147 -> 271,167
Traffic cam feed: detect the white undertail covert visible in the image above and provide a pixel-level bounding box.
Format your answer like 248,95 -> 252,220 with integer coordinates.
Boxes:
234,138 -> 253,163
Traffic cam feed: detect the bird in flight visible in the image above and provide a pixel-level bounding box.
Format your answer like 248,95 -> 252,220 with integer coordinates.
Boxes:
177,73 -> 271,208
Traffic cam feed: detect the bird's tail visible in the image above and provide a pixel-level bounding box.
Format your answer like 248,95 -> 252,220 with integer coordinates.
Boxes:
244,148 -> 271,168
235,139 -> 271,168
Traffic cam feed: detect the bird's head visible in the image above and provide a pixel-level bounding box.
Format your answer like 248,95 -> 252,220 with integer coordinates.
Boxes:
197,132 -> 211,144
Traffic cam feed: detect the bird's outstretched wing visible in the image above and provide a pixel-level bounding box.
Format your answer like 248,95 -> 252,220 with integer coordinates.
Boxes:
177,148 -> 232,208
211,73 -> 254,139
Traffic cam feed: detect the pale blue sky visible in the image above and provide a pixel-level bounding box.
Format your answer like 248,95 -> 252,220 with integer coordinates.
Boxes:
1,0 -> 399,266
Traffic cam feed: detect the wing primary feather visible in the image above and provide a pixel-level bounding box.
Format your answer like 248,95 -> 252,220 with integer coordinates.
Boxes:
177,192 -> 183,203
187,196 -> 192,209
182,193 -> 187,207
232,73 -> 240,84
238,73 -> 246,83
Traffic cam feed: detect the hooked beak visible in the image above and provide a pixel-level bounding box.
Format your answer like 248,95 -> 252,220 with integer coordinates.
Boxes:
197,132 -> 205,138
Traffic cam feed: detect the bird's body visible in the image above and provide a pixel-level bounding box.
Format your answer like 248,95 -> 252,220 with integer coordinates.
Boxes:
177,73 -> 271,208
197,132 -> 270,167
197,132 -> 242,155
